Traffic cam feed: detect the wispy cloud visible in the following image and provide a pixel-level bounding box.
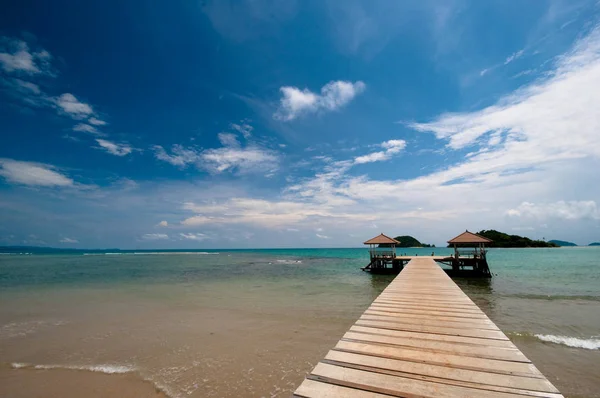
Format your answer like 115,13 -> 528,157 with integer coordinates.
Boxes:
73,123 -> 101,135
88,117 -> 107,126
200,145 -> 279,174
507,201 -> 600,220
95,139 -> 133,157
12,78 -> 40,94
274,80 -> 366,121
55,93 -> 94,119
0,37 -> 53,75
153,144 -> 201,167
410,26 -> 600,155
154,126 -> 280,175
141,233 -> 170,240
0,159 -> 74,187
504,49 -> 525,65
179,232 -> 209,241
479,48 -> 526,77
230,122 -> 253,138
59,237 -> 78,243
354,139 -> 406,164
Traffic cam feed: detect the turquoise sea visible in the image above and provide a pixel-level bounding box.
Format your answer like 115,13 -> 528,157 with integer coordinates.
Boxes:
1,247 -> 599,397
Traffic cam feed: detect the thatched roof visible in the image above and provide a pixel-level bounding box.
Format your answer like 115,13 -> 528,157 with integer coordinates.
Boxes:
447,230 -> 492,244
364,233 -> 401,245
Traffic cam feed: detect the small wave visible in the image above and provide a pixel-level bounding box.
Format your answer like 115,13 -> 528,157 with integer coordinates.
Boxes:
275,259 -> 302,264
10,362 -> 135,374
534,334 -> 600,350
0,320 -> 68,339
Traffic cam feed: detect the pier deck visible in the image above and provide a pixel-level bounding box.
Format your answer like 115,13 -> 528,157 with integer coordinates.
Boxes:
294,258 -> 563,398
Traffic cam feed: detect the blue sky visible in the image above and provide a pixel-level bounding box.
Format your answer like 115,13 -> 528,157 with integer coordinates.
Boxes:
1,0 -> 600,248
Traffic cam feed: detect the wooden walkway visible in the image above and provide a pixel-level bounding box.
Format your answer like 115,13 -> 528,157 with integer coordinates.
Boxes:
294,258 -> 563,398
395,255 -> 453,261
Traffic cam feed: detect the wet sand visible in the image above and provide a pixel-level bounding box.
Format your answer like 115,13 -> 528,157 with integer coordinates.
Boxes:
0,368 -> 168,398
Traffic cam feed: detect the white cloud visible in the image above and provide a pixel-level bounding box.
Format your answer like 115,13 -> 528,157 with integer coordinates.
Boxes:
153,145 -> 200,167
180,196 -> 372,229
507,201 -> 600,220
217,132 -> 240,147
13,79 -> 40,94
96,139 -> 133,156
55,93 -> 94,119
0,38 -> 52,75
0,159 -> 74,187
354,139 -> 406,164
153,138 -> 278,174
73,123 -> 99,135
141,233 -> 169,240
316,233 -> 330,239
88,117 -> 107,126
230,122 -> 253,138
200,146 -> 279,174
274,80 -> 366,121
60,237 -> 78,243
504,49 -> 525,65
179,232 -> 209,241
157,220 -> 168,227
409,26 -> 600,159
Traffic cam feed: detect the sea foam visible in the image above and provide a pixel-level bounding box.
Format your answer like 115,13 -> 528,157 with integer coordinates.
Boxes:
10,362 -> 135,374
534,334 -> 600,350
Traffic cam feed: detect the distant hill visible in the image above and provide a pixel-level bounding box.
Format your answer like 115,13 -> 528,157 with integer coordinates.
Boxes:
473,230 -> 558,248
392,236 -> 434,248
589,242 -> 600,246
548,240 -> 577,247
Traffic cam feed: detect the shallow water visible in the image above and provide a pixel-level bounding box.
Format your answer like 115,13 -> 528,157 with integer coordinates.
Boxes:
1,247 -> 599,397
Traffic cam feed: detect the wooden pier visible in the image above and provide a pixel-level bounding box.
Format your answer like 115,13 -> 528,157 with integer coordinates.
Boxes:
294,258 -> 563,398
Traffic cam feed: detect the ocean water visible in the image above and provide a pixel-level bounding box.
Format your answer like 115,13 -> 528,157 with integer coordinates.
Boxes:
1,247 -> 599,397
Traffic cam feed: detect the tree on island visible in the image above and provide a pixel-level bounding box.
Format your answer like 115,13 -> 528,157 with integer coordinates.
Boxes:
474,230 -> 558,248
381,235 -> 434,248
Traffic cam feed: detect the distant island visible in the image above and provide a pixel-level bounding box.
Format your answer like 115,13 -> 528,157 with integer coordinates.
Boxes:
590,242 -> 600,246
548,240 -> 577,247
469,230 -> 559,248
392,236 -> 435,248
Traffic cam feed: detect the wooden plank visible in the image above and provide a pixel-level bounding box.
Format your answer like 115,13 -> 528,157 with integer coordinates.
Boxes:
342,332 -> 528,362
355,319 -> 509,340
371,302 -> 485,315
349,326 -> 516,348
334,340 -> 543,378
294,379 -> 390,398
374,300 -> 478,310
310,362 -> 541,398
372,300 -> 482,310
363,309 -> 494,325
325,351 -> 560,395
360,313 -> 499,331
376,295 -> 476,304
367,305 -> 490,320
376,296 -> 478,305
